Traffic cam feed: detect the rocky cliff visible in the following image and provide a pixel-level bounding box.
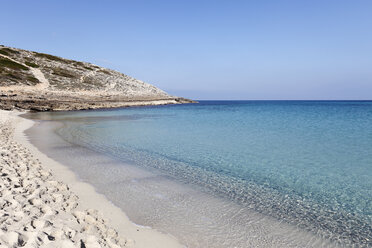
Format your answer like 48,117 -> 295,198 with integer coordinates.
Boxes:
0,45 -> 194,111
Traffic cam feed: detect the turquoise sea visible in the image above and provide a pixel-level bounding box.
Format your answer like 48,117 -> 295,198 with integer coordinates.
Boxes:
26,101 -> 372,247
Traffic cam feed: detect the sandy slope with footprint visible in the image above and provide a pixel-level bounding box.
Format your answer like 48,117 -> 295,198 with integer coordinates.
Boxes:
0,113 -> 128,247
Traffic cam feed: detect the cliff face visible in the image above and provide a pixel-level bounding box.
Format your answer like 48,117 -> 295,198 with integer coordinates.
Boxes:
0,45 -> 194,111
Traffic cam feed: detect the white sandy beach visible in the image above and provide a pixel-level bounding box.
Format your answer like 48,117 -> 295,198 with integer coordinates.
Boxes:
0,109 -> 183,248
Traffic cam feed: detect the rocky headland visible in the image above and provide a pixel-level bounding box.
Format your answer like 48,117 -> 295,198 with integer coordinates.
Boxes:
0,45 -> 195,111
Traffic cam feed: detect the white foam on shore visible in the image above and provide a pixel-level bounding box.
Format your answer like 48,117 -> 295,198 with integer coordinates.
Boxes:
1,109 -> 183,248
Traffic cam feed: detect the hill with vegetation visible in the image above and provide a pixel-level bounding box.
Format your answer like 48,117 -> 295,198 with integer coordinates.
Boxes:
0,45 -> 194,111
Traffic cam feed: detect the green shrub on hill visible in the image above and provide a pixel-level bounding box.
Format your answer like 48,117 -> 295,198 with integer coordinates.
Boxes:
34,52 -> 67,63
0,57 -> 29,71
25,61 -> 39,68
52,67 -> 76,78
0,48 -> 20,56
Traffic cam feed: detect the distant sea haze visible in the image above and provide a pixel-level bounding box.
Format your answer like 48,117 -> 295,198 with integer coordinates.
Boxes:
29,101 -> 372,247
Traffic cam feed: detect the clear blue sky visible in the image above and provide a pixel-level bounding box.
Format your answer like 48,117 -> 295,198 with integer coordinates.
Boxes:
1,0 -> 372,100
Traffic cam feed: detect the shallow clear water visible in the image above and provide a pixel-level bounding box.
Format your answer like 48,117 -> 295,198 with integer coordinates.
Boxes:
27,101 -> 372,247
